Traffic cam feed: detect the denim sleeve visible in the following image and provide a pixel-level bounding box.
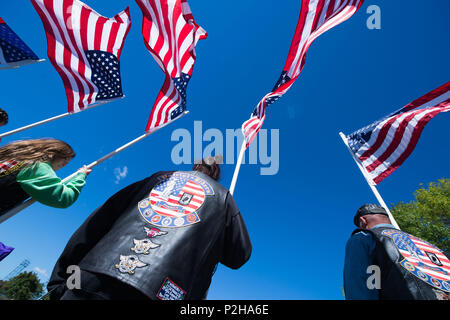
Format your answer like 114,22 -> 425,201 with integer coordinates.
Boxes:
343,231 -> 379,300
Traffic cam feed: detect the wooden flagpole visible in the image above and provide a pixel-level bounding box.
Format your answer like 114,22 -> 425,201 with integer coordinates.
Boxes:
0,97 -> 123,140
339,132 -> 400,230
229,139 -> 246,196
0,111 -> 189,224
0,59 -> 46,70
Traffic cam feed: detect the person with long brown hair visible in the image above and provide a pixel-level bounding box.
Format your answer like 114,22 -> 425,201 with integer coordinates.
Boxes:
0,138 -> 91,218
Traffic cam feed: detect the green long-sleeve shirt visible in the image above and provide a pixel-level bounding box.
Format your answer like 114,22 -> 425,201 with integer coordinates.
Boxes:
16,162 -> 87,208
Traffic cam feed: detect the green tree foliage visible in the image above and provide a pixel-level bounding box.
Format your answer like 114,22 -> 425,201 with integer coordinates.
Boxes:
0,271 -> 44,300
391,178 -> 449,255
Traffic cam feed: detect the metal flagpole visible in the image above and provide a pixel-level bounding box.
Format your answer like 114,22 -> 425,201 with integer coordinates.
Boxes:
339,132 -> 400,230
0,59 -> 46,70
0,111 -> 189,224
0,97 -> 123,140
229,140 -> 246,196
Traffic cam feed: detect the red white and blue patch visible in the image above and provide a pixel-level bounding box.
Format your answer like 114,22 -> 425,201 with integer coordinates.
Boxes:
382,229 -> 450,292
138,172 -> 214,228
157,277 -> 185,300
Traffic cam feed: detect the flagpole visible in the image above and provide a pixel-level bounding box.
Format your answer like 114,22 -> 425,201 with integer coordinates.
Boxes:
0,59 -> 46,70
339,132 -> 400,230
0,97 -> 123,140
229,140 -> 246,196
0,111 -> 189,224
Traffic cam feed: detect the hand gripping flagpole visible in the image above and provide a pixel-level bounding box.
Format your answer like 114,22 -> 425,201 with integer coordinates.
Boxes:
339,132 -> 400,230
0,97 -> 123,140
0,111 -> 189,224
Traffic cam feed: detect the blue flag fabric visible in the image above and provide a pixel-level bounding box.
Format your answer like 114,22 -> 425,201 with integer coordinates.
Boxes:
0,241 -> 14,262
0,17 -> 39,67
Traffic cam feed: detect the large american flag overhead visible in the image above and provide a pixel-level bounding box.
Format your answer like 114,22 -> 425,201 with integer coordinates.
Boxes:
242,0 -> 364,148
31,0 -> 131,113
346,82 -> 450,185
136,0 -> 207,133
0,17 -> 40,69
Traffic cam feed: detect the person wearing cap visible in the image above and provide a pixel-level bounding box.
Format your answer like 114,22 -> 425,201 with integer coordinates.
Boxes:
343,204 -> 450,300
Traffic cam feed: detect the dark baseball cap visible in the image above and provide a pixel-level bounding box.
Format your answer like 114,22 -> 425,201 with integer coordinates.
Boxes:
354,204 -> 388,227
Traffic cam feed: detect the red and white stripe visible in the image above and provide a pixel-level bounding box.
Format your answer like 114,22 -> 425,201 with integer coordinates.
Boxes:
399,236 -> 450,282
150,180 -> 205,218
242,0 -> 363,148
0,160 -> 19,174
136,0 -> 207,132
355,82 -> 450,184
31,0 -> 131,113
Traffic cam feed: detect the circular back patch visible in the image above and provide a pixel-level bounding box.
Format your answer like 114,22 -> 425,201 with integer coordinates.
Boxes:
382,229 -> 450,292
138,172 -> 214,228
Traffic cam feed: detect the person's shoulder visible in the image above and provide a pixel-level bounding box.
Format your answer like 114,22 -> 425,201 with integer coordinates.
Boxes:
347,229 -> 375,246
17,161 -> 53,179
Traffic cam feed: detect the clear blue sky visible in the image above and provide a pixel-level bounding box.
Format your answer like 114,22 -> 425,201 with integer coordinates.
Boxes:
0,0 -> 449,299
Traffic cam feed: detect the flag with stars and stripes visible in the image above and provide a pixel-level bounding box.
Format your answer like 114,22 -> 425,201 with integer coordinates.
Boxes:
0,17 -> 41,69
136,0 -> 207,133
31,0 -> 131,113
242,0 -> 364,148
345,82 -> 450,185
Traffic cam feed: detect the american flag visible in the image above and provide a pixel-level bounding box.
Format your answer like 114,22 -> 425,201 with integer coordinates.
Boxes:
31,0 -> 131,113
346,82 -> 450,184
242,0 -> 364,148
136,0 -> 207,132
0,17 -> 40,68
382,229 -> 450,292
150,178 -> 205,218
0,160 -> 21,176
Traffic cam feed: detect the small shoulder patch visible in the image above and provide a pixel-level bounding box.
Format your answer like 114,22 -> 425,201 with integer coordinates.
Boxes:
157,277 -> 186,300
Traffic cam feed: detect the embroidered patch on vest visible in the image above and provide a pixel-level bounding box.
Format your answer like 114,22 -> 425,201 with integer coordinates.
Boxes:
138,172 -> 214,228
382,229 -> 450,292
144,226 -> 167,238
0,161 -> 25,177
157,278 -> 186,300
131,238 -> 160,255
114,255 -> 148,275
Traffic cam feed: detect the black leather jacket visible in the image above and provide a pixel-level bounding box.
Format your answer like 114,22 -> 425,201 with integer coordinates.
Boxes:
0,161 -> 29,218
48,171 -> 252,300
352,226 -> 450,300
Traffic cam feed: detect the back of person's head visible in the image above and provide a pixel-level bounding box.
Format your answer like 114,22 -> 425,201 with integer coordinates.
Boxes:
354,203 -> 391,228
0,108 -> 8,126
0,139 -> 75,165
192,155 -> 223,181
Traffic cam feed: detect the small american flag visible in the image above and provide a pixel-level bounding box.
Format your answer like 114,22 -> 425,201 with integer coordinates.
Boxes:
31,0 -> 131,113
0,160 -> 21,176
136,0 -> 207,132
346,82 -> 450,184
150,178 -> 205,218
0,17 -> 40,68
242,0 -> 364,148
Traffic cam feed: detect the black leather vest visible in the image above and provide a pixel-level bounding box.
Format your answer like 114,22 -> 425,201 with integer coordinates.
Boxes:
78,171 -> 231,300
353,226 -> 450,300
0,161 -> 29,218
